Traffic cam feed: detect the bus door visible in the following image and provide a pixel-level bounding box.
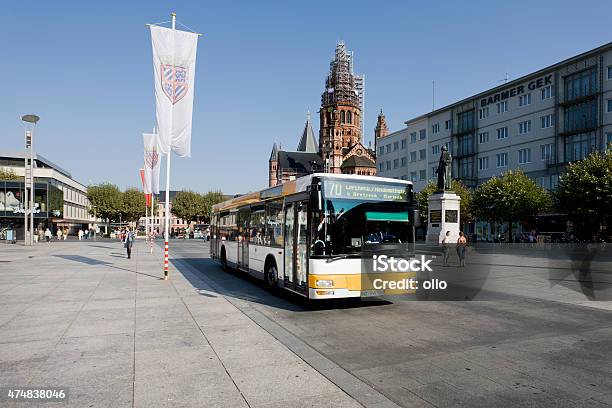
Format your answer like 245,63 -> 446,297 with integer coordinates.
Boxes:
237,207 -> 250,271
284,194 -> 309,296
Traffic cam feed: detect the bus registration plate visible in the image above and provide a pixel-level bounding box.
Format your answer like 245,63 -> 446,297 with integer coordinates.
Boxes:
361,289 -> 384,298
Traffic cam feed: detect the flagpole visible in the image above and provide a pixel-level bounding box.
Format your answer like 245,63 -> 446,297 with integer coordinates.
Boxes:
150,194 -> 154,254
162,11 -> 176,280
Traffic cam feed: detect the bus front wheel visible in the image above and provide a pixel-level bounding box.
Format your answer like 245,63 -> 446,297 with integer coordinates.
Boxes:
265,264 -> 278,291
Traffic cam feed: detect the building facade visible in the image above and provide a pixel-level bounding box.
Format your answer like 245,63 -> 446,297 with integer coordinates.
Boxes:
377,42 -> 612,192
0,151 -> 92,239
268,41 -> 375,187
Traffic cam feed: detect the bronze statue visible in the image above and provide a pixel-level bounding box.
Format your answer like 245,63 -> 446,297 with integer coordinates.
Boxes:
436,146 -> 452,191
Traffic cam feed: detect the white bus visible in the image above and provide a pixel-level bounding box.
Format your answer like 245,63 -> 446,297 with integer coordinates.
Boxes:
210,173 -> 416,299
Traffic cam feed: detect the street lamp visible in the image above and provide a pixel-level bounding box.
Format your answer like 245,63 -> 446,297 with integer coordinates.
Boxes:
21,114 -> 40,246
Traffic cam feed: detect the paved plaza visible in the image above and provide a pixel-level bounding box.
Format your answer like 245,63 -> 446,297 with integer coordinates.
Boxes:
1,239 -> 612,407
0,240 -> 362,408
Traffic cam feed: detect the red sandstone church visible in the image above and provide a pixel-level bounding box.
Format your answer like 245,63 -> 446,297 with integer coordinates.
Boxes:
268,41 -> 389,187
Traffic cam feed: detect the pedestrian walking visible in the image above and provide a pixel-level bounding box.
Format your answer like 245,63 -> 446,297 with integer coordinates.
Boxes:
441,231 -> 451,266
84,228 -> 89,240
56,228 -> 62,241
63,228 -> 68,240
78,229 -> 83,240
44,228 -> 52,243
456,231 -> 468,267
123,227 -> 135,259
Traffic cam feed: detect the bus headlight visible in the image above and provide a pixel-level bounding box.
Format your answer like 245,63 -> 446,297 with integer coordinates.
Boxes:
316,279 -> 334,287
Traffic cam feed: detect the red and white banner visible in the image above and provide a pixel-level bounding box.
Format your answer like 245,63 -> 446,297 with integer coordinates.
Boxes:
150,25 -> 199,157
143,132 -> 161,195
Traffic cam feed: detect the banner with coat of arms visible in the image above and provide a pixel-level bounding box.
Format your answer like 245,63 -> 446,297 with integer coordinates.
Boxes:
143,132 -> 161,195
150,25 -> 199,157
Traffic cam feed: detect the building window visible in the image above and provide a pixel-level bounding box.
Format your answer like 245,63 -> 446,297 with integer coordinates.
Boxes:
340,111 -> 345,123
541,114 -> 553,129
432,167 -> 437,178
410,132 -> 417,143
457,110 -> 475,133
386,161 -> 391,170
607,98 -> 612,113
410,151 -> 417,162
518,120 -> 531,134
541,85 -> 553,100
458,157 -> 474,179
457,134 -> 474,156
606,133 -> 612,151
410,171 -> 417,182
432,123 -> 440,134
519,93 -> 532,107
378,146 -> 384,156
393,141 -> 399,151
445,119 -> 452,130
565,131 -> 597,162
419,170 -> 426,181
478,132 -> 489,144
564,67 -> 597,101
478,156 -> 488,170
401,139 -> 407,149
401,157 -> 407,167
518,148 -> 532,164
564,100 -> 597,133
497,101 -> 508,113
378,163 -> 384,172
496,127 -> 508,139
541,143 -> 553,161
347,111 -> 352,124
608,66 -> 612,80
419,129 -> 426,140
432,144 -> 440,155
496,153 -> 508,168
419,149 -> 426,161
478,107 -> 489,119
386,144 -> 391,153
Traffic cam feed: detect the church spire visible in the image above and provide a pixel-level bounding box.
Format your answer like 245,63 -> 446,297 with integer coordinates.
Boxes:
297,111 -> 318,153
375,109 -> 388,139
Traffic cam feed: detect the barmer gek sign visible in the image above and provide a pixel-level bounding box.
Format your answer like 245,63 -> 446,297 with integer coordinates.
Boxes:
480,75 -> 553,107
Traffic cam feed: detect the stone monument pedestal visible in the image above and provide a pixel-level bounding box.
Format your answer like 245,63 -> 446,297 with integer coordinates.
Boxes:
426,191 -> 461,244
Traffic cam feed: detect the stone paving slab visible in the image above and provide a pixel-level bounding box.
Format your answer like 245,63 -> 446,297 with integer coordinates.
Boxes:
0,240 -> 360,407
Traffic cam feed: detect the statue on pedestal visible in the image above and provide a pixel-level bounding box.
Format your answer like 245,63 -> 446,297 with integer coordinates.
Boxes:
436,146 -> 452,191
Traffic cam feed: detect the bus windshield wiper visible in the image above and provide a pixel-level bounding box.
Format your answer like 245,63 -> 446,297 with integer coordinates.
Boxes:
326,253 -> 359,262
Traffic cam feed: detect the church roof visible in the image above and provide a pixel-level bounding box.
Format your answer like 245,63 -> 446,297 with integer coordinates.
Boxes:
297,116 -> 318,153
340,155 -> 376,168
277,151 -> 323,174
269,143 -> 278,161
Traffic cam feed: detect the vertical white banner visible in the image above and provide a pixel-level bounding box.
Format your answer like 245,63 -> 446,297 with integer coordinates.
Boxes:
143,132 -> 161,194
150,25 -> 198,157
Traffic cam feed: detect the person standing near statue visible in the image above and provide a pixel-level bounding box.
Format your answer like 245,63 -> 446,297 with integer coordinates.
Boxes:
436,145 -> 453,191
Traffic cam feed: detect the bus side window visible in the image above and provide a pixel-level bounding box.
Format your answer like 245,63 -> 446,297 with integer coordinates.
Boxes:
265,199 -> 283,247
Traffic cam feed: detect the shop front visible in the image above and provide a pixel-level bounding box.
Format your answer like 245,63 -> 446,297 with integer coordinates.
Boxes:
0,180 -> 63,241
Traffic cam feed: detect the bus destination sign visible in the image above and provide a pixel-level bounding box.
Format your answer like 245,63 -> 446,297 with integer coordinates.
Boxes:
323,180 -> 406,202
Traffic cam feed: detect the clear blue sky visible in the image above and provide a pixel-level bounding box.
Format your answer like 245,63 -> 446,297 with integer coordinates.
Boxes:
2,0 -> 610,195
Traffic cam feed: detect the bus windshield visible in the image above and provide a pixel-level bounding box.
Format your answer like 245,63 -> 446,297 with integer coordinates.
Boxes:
311,179 -> 413,258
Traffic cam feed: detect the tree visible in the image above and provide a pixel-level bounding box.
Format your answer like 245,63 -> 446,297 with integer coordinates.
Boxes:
416,180 -> 473,225
87,183 -> 123,222
201,190 -> 225,223
472,169 -> 551,238
171,190 -> 205,222
121,188 -> 146,222
553,149 -> 612,238
0,168 -> 20,180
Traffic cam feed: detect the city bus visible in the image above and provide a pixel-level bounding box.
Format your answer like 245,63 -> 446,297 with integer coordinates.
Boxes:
210,173 -> 416,299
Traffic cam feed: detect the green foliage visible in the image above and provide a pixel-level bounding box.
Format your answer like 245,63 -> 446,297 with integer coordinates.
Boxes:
553,149 -> 612,230
0,168 -> 20,180
171,190 -> 204,222
121,188 -> 146,222
87,183 -> 123,221
171,190 -> 226,223
472,170 -> 551,226
417,180 -> 473,224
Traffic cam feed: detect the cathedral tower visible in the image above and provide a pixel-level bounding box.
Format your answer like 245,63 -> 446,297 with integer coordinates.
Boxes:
375,109 -> 388,139
268,143 -> 278,187
319,41 -> 364,173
